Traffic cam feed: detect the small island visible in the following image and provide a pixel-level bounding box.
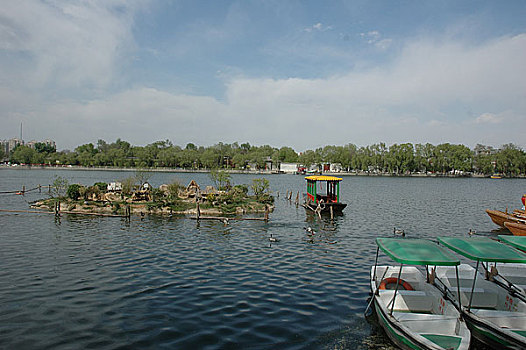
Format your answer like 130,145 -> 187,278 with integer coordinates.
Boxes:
31,171 -> 274,218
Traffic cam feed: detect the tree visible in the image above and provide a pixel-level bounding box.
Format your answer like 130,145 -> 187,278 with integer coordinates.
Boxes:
496,144 -> 525,176
340,143 -> 357,170
120,176 -> 136,195
35,142 -> 56,153
67,184 -> 82,200
11,145 -> 37,164
52,176 -> 69,198
251,178 -> 273,203
135,169 -> 152,188
185,143 -> 197,151
251,178 -> 269,197
209,169 -> 231,190
166,178 -> 184,200
201,148 -> 221,169
277,146 -> 299,163
298,149 -> 320,168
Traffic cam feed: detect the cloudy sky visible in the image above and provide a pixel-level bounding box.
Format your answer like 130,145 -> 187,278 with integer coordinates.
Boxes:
1,1 -> 525,151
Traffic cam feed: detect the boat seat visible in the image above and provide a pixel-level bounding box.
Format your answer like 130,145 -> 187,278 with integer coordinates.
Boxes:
393,313 -> 461,336
450,287 -> 498,309
393,312 -> 457,321
379,290 -> 427,296
470,310 -> 526,329
379,290 -> 434,313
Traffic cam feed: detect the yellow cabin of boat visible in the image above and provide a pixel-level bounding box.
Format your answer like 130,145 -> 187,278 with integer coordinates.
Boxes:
304,175 -> 343,181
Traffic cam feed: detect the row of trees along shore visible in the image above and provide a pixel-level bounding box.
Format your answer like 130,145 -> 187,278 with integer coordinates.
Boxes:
5,139 -> 526,176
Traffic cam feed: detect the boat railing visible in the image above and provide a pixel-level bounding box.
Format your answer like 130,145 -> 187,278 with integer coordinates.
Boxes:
481,263 -> 526,303
433,276 -> 462,312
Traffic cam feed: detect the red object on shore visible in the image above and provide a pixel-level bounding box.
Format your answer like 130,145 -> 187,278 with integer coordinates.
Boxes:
522,194 -> 526,206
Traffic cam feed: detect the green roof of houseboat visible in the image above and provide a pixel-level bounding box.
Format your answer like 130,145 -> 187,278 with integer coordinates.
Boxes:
438,236 -> 526,263
376,238 -> 460,266
498,235 -> 526,252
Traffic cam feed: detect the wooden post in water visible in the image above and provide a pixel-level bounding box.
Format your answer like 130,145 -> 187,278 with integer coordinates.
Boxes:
330,205 -> 334,221
22,185 -> 25,195
196,201 -> 201,221
264,205 -> 269,222
39,184 -> 41,193
295,191 -> 299,207
277,191 -> 279,198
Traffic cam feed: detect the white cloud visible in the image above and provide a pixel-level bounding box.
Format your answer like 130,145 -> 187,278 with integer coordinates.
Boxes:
0,0 -> 144,90
476,113 -> 503,124
1,2 -> 525,151
359,30 -> 392,50
304,22 -> 332,32
375,38 -> 393,50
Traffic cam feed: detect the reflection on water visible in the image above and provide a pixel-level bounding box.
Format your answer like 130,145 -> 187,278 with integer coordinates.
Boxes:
0,169 -> 525,349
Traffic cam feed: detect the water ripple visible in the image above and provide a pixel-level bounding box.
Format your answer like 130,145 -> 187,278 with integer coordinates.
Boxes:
1,171 -> 524,349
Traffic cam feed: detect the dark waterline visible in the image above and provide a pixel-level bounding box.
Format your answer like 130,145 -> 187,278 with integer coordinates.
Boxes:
1,169 -> 524,349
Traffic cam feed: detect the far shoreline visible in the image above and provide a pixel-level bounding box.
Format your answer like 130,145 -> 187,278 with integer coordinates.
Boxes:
2,164 -> 525,178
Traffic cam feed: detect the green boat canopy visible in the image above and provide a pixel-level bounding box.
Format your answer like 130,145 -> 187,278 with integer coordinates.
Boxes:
376,238 -> 460,266
438,237 -> 526,263
498,235 -> 526,252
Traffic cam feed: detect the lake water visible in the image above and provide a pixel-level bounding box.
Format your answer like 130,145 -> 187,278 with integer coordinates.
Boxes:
1,169 -> 524,349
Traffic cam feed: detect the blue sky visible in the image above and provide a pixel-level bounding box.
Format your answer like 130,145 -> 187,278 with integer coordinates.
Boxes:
1,1 -> 525,151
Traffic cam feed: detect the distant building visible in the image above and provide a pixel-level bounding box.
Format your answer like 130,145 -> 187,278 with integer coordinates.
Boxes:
330,163 -> 342,172
27,139 -> 56,150
0,140 -> 8,160
8,138 -> 24,152
279,163 -> 299,173
43,139 -> 56,149
0,137 -> 56,160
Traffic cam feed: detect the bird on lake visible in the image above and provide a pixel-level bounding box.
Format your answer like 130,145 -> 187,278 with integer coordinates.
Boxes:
269,233 -> 279,242
393,227 -> 405,237
468,229 -> 476,236
304,227 -> 315,236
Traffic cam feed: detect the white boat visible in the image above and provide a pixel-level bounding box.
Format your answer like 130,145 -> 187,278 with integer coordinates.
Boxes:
436,237 -> 526,349
495,236 -> 526,296
368,238 -> 470,350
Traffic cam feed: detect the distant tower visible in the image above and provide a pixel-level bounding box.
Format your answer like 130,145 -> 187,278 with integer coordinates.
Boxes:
20,121 -> 23,141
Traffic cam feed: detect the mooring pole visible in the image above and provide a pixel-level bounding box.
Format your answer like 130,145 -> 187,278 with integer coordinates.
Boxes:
264,205 -> 269,222
295,192 -> 299,206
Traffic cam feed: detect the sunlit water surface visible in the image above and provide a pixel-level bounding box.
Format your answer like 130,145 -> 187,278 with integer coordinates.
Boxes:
1,169 -> 524,349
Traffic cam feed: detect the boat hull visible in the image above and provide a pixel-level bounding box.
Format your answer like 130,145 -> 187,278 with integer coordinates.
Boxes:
486,209 -> 524,228
373,298 -> 435,350
434,264 -> 526,350
463,311 -> 526,350
370,265 -> 470,350
505,222 -> 526,236
303,201 -> 347,214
